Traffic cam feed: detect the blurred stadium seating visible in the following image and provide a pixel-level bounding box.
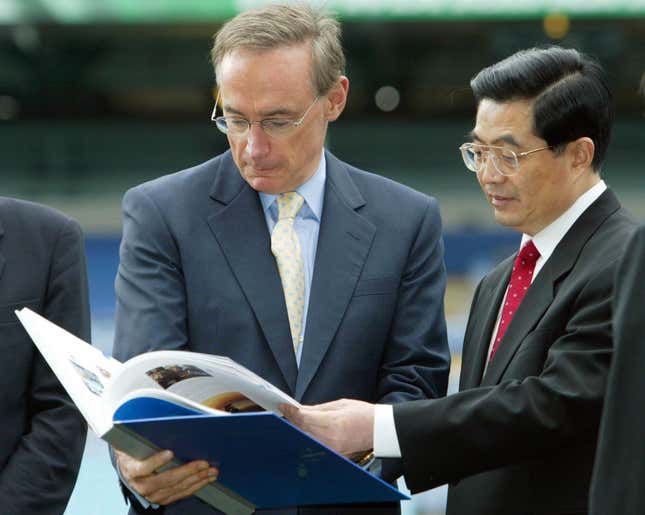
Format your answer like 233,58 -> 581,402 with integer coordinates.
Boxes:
1,2 -> 643,513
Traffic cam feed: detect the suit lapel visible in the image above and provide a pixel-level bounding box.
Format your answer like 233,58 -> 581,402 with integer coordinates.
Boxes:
205,154 -> 298,393
481,189 -> 621,386
460,262 -> 512,390
295,153 -> 376,400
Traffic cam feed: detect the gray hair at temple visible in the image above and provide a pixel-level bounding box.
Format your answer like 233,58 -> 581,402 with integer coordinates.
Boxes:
211,3 -> 346,96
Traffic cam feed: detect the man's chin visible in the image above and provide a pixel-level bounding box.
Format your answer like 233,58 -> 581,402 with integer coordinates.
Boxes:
493,210 -> 516,228
246,175 -> 284,195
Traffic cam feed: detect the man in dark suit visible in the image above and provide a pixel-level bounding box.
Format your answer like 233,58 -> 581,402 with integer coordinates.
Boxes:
589,224 -> 645,514
0,197 -> 90,514
283,46 -> 638,515
589,75 -> 645,515
111,4 -> 449,514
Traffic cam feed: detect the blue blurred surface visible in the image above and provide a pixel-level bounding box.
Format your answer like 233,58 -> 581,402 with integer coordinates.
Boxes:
83,228 -> 520,316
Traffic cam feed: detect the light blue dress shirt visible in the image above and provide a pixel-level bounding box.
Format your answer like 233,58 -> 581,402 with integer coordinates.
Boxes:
259,151 -> 326,366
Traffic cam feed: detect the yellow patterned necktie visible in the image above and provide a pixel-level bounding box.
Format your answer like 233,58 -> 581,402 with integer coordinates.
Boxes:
271,192 -> 305,354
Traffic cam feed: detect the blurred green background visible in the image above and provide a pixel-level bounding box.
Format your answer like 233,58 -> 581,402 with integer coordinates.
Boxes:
1,1 -> 643,514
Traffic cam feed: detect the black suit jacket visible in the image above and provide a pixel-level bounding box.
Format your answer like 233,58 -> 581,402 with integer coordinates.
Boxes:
393,189 -> 637,515
589,224 -> 645,514
0,197 -> 90,514
113,150 -> 450,514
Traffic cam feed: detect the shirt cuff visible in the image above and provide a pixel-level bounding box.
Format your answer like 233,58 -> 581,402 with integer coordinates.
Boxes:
117,461 -> 160,510
373,404 -> 402,458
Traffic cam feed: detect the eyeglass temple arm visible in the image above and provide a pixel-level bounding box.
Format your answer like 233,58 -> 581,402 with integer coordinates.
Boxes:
211,90 -> 221,121
517,145 -> 551,157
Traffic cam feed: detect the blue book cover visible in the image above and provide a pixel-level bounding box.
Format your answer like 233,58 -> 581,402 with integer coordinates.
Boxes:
114,397 -> 408,509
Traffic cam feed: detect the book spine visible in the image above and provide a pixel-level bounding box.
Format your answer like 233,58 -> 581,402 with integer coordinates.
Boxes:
103,425 -> 255,515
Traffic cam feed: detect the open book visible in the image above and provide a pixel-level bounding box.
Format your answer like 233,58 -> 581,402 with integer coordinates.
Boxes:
16,308 -> 407,513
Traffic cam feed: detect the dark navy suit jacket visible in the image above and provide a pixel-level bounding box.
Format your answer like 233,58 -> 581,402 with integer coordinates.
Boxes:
113,150 -> 450,514
0,197 -> 89,514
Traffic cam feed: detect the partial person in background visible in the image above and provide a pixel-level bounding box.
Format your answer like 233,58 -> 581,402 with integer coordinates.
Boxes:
589,75 -> 645,515
283,46 -> 638,515
0,197 -> 90,514
112,3 -> 449,514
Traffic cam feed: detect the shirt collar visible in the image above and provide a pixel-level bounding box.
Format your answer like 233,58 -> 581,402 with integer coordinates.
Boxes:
521,180 -> 607,260
259,150 -> 326,222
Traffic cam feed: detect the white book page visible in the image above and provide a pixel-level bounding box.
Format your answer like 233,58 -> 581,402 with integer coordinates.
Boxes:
17,308 -> 300,431
114,388 -> 229,418
15,308 -> 122,436
108,351 -> 300,416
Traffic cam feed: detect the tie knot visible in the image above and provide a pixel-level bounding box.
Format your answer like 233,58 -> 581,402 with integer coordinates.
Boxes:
517,240 -> 540,265
277,191 -> 304,221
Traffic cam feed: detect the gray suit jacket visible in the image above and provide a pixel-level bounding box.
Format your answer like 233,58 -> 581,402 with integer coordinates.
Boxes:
0,197 -> 89,515
394,190 -> 636,515
113,150 -> 450,514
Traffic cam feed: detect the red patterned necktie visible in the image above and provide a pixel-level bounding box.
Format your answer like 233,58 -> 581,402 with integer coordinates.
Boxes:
489,240 -> 541,361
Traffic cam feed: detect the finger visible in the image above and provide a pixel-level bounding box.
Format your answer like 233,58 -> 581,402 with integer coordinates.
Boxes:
115,449 -> 173,481
283,408 -> 354,454
114,449 -> 132,476
156,474 -> 218,506
282,405 -> 315,428
118,449 -> 175,479
279,404 -> 298,418
135,460 -> 212,497
282,403 -> 330,421
292,411 -> 334,440
144,450 -> 176,475
147,466 -> 218,505
302,399 -> 349,411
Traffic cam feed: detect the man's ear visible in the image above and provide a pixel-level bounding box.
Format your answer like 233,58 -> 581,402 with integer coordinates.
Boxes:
566,136 -> 595,176
324,76 -> 349,122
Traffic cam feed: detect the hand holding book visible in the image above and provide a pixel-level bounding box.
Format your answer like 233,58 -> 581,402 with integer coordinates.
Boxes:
280,400 -> 375,459
115,448 -> 218,507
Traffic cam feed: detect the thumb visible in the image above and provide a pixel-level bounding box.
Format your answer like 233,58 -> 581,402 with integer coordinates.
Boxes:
129,450 -> 174,478
280,403 -> 298,418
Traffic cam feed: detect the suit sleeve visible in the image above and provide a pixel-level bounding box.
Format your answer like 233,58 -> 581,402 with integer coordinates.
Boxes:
0,217 -> 90,514
112,187 -> 187,513
376,197 -> 450,404
394,256 -> 617,493
113,187 -> 189,362
590,226 -> 645,514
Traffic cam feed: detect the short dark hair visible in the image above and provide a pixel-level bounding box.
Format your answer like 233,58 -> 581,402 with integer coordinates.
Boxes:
471,46 -> 612,171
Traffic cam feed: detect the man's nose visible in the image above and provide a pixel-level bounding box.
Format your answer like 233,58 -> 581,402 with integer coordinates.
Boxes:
478,154 -> 504,183
245,122 -> 270,157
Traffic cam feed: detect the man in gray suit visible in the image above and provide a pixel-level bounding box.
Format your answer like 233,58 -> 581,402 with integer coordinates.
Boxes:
283,46 -> 637,515
112,4 -> 449,514
0,197 -> 89,514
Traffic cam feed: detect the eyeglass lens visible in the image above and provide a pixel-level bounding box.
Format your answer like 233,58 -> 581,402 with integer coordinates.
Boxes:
463,145 -> 519,175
